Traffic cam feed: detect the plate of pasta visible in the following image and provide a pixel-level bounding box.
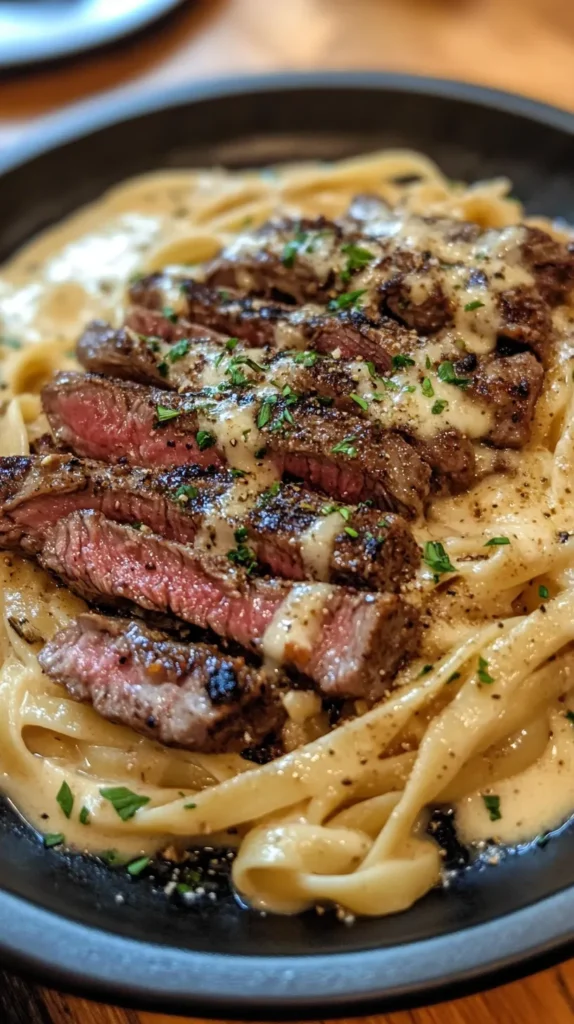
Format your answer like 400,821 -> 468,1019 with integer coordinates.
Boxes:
1,72 -> 574,1015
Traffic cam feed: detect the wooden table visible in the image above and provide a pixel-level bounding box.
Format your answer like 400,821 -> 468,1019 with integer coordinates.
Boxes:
2,0 -> 574,1021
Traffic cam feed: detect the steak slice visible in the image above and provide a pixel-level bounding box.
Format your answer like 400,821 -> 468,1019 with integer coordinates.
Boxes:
42,372 -> 226,470
0,456 -> 419,591
248,483 -> 420,590
38,510 -> 420,700
41,374 -> 431,516
39,613 -> 285,753
129,274 -> 414,372
189,208 -> 573,361
465,350 -> 544,447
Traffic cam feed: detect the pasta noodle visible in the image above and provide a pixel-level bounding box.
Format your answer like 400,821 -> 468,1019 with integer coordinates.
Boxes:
1,148 -> 574,919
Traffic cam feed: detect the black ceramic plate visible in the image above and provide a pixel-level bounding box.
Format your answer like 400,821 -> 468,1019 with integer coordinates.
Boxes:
1,73 -> 574,1018
0,0 -> 185,69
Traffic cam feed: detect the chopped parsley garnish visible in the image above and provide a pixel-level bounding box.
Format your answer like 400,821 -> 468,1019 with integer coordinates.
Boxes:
184,802 -> 197,810
477,656 -> 494,684
157,361 -> 169,378
350,392 -> 369,411
218,290 -> 230,302
167,339 -> 190,363
431,399 -> 448,415
484,536 -> 510,546
391,353 -> 415,371
425,355 -> 432,369
196,430 -> 215,451
320,503 -> 339,516
328,288 -> 366,312
338,507 -> 351,521
340,242 -> 374,282
437,361 -> 471,389
464,300 -> 485,312
538,584 -> 549,600
174,484 -> 199,502
331,436 -> 358,458
215,337 -> 240,367
366,360 -> 377,379
482,794 -> 501,821
423,540 -> 455,579
127,856 -> 151,877
227,531 -> 258,573
254,446 -> 267,459
282,230 -> 311,268
566,710 -> 574,725
421,377 -> 434,398
230,468 -> 248,478
156,405 -> 180,424
294,349 -> 318,367
100,848 -> 124,866
344,526 -> 359,539
56,780 -> 74,819
99,786 -> 150,821
44,833 -> 65,848
447,671 -> 461,684
418,664 -> 434,677
257,395 -> 278,429
79,806 -> 90,825
162,306 -> 178,322
260,480 -> 281,502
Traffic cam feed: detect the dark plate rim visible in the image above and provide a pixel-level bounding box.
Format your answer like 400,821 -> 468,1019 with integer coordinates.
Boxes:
0,0 -> 185,70
1,71 -> 574,1016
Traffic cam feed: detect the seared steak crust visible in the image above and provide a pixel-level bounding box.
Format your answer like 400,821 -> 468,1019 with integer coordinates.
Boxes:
39,613 -> 285,753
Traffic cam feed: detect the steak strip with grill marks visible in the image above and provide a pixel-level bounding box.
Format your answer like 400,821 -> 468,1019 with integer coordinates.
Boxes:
187,208 -> 574,362
42,372 -> 432,517
39,613 -> 286,753
0,455 -> 419,591
37,510 -> 421,701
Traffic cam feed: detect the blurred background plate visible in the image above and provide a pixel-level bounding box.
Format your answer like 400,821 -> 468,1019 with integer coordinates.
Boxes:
0,0 -> 186,69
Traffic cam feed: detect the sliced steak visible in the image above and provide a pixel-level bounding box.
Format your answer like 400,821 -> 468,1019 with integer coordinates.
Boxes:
130,274 -> 413,372
39,613 -> 285,753
42,372 -> 226,470
41,374 -> 431,516
467,350 -> 544,447
257,396 -> 432,517
38,510 -> 420,700
186,207 -> 573,362
0,455 -> 419,591
248,483 -> 420,590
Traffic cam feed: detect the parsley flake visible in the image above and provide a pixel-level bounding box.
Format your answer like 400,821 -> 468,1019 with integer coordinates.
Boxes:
340,242 -> 374,282
328,289 -> 366,312
196,430 -> 215,451
257,396 -> 278,429
350,392 -> 369,411
156,405 -> 180,424
421,377 -> 435,398
56,780 -> 74,819
423,540 -> 455,579
127,856 -> 151,877
167,339 -> 190,363
44,833 -> 65,848
431,398 -> 448,415
484,536 -> 510,547
79,806 -> 90,825
447,671 -> 461,684
331,436 -> 358,458
482,794 -> 501,821
174,484 -> 199,502
465,300 -> 485,312
477,656 -> 494,684
344,526 -> 359,538
437,361 -> 471,389
294,349 -> 318,367
100,786 -> 150,821
391,353 -> 416,371
539,584 -> 549,600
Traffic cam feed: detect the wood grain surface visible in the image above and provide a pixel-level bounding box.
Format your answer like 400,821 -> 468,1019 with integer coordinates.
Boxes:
2,0 -> 574,1021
